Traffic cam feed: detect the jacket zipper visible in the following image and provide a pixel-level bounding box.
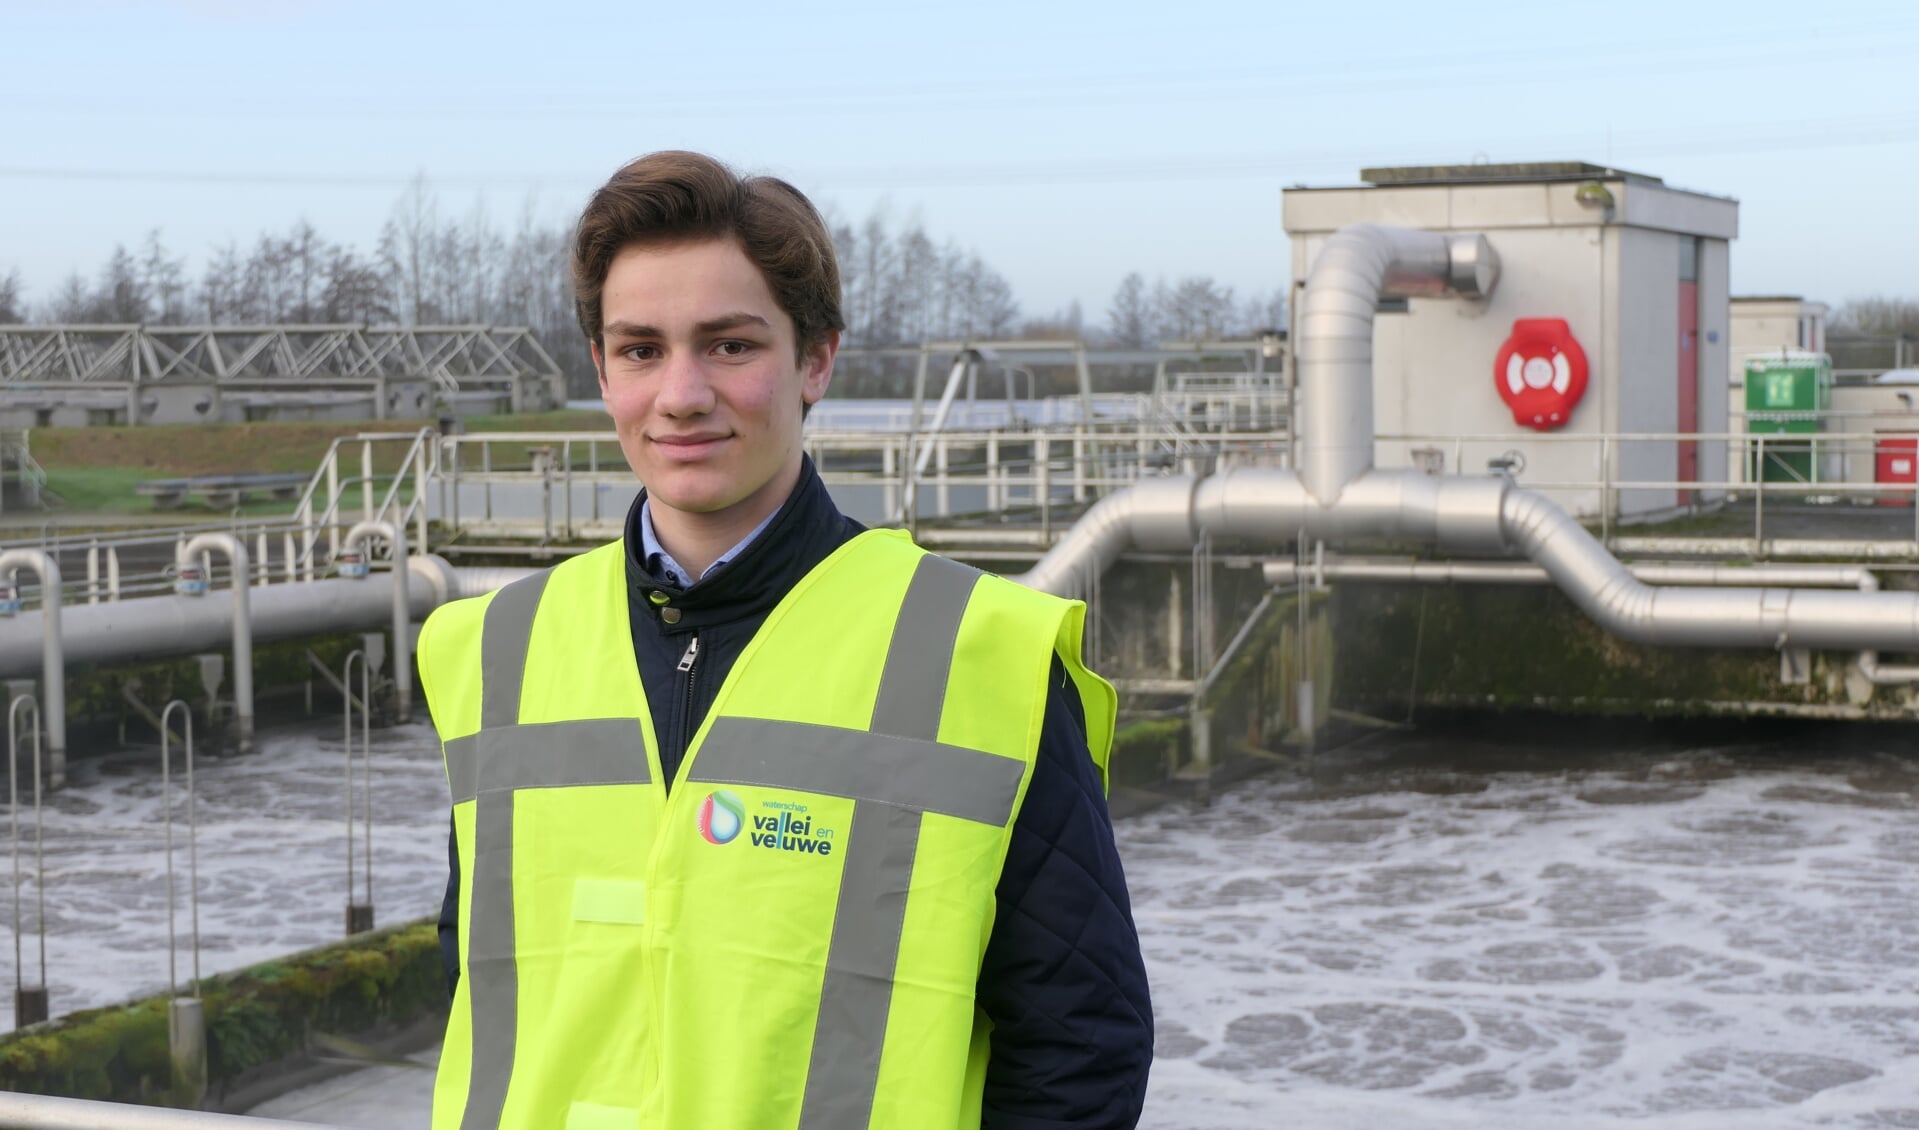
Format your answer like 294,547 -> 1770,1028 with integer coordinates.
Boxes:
677,634 -> 701,754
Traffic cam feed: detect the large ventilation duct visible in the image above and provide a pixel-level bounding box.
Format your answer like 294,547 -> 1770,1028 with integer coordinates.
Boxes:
1020,222 -> 1919,661
1298,224 -> 1498,503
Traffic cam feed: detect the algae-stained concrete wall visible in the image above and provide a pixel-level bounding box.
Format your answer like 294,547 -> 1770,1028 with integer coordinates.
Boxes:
0,920 -> 446,1111
1330,580 -> 1910,719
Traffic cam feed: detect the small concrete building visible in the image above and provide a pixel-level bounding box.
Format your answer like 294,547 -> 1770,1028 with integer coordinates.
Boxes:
1283,162 -> 1738,518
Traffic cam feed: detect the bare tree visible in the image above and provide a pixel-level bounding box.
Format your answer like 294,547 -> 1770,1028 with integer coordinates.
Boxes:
45,273 -> 101,322
1164,276 -> 1236,341
0,269 -> 24,324
199,242 -> 245,323
1108,273 -> 1152,347
1834,297 -> 1919,336
283,220 -> 328,322
93,246 -> 150,323
1239,287 -> 1287,337
140,231 -> 189,323
379,173 -> 440,324
320,247 -> 392,323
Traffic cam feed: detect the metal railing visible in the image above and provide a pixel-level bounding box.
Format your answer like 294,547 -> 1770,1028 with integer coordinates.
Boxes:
1378,428 -> 1919,556
430,424 -> 1295,545
0,429 -> 433,609
291,430 -> 433,579
0,1092 -> 339,1130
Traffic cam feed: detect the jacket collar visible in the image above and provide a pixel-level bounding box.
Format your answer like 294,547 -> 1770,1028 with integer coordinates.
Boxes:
623,455 -> 860,634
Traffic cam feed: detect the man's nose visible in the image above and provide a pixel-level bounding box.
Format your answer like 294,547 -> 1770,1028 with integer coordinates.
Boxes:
654,352 -> 717,417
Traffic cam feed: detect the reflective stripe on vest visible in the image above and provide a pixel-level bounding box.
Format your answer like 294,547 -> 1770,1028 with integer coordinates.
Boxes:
445,552 -> 1006,1130
448,570 -> 658,1130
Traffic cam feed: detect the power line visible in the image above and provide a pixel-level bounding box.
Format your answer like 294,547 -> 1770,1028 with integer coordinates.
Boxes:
10,112 -> 1913,194
10,23 -> 1916,124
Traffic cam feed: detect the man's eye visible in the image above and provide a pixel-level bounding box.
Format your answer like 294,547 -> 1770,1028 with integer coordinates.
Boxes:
716,340 -> 752,357
623,345 -> 658,362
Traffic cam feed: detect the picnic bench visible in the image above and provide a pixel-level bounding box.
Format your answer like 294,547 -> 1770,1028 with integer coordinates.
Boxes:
135,472 -> 309,510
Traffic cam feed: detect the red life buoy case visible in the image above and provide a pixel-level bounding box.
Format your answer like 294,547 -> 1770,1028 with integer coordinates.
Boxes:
1494,318 -> 1589,431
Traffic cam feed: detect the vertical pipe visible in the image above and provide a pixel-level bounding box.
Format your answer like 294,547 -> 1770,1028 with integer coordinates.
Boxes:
341,521 -> 413,723
986,434 -> 1000,512
0,552 -> 64,791
360,442 -> 374,526
343,649 -> 361,932
85,545 -> 98,606
160,703 -> 178,998
1038,435 -> 1052,541
936,440 -> 949,517
563,439 -> 574,541
361,654 -> 372,921
177,535 -> 253,756
882,443 -> 898,522
910,349 -> 931,432
9,694 -> 46,1025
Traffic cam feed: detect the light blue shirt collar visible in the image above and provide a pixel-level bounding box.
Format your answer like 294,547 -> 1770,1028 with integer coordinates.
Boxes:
638,499 -> 778,588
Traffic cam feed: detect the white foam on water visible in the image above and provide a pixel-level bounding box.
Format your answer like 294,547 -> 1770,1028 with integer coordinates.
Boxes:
1128,753 -> 1919,1128
18,724 -> 1919,1129
0,720 -> 449,1028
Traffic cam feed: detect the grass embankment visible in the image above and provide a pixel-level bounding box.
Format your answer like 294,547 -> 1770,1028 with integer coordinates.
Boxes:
30,411 -> 614,515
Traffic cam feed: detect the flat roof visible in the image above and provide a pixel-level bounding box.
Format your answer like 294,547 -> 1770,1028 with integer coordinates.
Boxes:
1733,295 -> 1808,303
1358,161 -> 1664,187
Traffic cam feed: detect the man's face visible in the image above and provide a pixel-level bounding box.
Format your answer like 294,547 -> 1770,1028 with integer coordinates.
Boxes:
593,238 -> 835,526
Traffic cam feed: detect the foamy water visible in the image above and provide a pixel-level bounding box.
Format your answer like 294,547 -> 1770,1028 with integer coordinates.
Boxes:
1,719 -> 449,1027
15,721 -> 1919,1127
1131,736 -> 1919,1128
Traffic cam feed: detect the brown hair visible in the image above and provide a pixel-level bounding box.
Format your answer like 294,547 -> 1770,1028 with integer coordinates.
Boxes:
571,150 -> 844,361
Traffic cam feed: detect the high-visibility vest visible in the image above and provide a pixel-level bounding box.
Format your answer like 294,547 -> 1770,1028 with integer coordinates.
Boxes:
418,528 -> 1115,1130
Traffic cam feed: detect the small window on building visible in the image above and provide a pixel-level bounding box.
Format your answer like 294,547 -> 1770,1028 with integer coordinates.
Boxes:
1679,236 -> 1700,283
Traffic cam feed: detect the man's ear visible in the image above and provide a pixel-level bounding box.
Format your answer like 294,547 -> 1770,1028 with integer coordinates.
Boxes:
800,330 -> 840,407
591,340 -> 609,395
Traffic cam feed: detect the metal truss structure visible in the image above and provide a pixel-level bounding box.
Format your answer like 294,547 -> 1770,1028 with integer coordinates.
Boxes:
0,324 -> 562,397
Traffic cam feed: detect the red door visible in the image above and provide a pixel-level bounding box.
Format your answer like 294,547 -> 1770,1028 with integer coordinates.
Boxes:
1677,277 -> 1700,506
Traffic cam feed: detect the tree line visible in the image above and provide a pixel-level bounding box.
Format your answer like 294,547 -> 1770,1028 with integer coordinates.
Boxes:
0,179 -> 1288,396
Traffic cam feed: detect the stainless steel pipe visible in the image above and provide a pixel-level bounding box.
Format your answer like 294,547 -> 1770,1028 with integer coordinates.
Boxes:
1018,221 -> 1919,664
0,550 -> 64,789
176,534 -> 253,755
1297,224 -> 1498,504
341,520 -> 411,723
0,557 -> 461,678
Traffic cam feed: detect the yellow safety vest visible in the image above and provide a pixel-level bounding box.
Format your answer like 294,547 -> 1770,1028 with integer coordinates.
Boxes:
417,528 -> 1114,1130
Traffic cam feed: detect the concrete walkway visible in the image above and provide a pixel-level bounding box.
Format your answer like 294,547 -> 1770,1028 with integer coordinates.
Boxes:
249,1048 -> 437,1129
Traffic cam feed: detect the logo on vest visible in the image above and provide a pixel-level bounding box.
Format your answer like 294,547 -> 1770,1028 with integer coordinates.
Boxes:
749,800 -> 835,857
697,790 -> 746,845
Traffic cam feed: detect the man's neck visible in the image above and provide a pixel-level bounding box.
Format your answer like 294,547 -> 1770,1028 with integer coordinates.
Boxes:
648,459 -> 803,579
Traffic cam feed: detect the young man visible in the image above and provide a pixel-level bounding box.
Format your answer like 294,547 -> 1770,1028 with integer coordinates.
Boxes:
423,151 -> 1152,1129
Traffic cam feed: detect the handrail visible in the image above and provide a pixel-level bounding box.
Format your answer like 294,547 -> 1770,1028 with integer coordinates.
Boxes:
0,1091 -> 341,1130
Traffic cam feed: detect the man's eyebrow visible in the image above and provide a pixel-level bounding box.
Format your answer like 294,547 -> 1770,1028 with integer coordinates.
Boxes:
602,313 -> 771,339
696,313 -> 771,334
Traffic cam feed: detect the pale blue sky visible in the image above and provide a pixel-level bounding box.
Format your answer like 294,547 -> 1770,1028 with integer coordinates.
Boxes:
4,0 -> 1917,321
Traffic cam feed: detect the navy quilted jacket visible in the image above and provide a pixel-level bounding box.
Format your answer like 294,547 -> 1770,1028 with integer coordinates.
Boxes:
439,457 -> 1152,1126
